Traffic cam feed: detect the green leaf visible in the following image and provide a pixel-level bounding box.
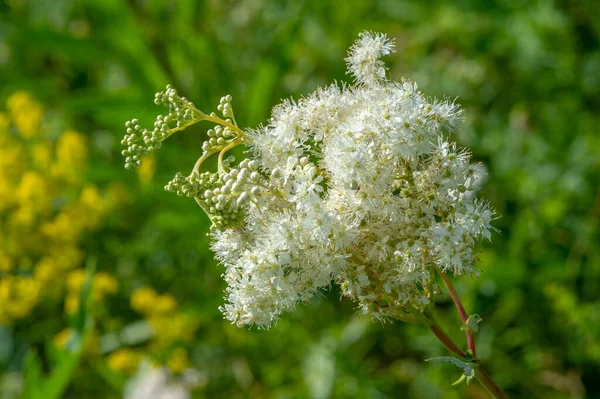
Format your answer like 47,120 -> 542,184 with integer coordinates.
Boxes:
461,314 -> 482,333
21,351 -> 43,399
21,258 -> 97,399
426,356 -> 476,386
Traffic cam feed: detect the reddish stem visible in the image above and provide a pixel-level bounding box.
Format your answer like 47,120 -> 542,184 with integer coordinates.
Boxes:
438,270 -> 476,357
427,321 -> 466,358
427,317 -> 508,399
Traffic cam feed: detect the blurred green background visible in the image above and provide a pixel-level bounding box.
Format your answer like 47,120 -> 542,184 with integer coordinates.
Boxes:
0,0 -> 599,398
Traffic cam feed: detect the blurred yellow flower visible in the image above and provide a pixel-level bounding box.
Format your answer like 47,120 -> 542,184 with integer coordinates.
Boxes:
107,348 -> 141,375
16,171 -> 51,217
155,294 -> 178,314
149,313 -> 198,344
65,269 -> 119,313
131,287 -> 179,316
53,328 -> 74,349
67,269 -> 88,292
53,327 -> 100,355
79,185 -> 109,228
65,293 -> 80,314
0,91 -> 114,326
0,276 -> 41,321
32,142 -> 52,169
131,287 -> 158,315
53,130 -> 87,182
94,271 -> 119,297
0,252 -> 13,272
6,91 -> 43,139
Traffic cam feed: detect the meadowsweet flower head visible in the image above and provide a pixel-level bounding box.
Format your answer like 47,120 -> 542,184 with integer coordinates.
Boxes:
123,32 -> 496,328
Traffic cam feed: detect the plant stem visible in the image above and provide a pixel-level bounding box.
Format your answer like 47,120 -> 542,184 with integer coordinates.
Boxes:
426,318 -> 466,358
475,368 -> 509,399
437,269 -> 476,357
426,317 -> 508,399
218,138 -> 243,174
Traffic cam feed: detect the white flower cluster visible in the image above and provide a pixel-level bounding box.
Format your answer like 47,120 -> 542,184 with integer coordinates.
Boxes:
123,32 -> 496,329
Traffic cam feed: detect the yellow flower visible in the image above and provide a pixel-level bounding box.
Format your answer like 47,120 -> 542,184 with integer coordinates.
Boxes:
65,293 -> 80,314
149,313 -> 199,343
131,287 -> 158,314
0,143 -> 26,210
131,287 -> 179,316
0,139 -> 25,173
0,92 -> 115,325
66,269 -> 119,305
107,348 -> 141,375
32,142 -> 52,169
7,91 -> 43,139
53,328 -> 74,349
53,327 -> 99,355
78,185 -> 108,228
10,205 -> 36,226
16,171 -> 50,210
154,294 -> 177,314
41,211 -> 80,243
51,246 -> 84,271
166,348 -> 189,374
7,301 -> 34,320
67,269 -> 87,292
0,252 -> 13,272
94,272 -> 119,297
53,130 -> 88,182
0,278 -> 11,302
15,276 -> 41,301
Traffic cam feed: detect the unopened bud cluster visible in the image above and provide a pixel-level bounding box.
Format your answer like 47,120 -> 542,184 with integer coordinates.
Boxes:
203,125 -> 235,154
217,95 -> 234,118
122,85 -> 202,170
123,32 -> 496,328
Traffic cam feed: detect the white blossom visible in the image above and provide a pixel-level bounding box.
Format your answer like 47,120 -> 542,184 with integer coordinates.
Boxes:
124,31 -> 497,328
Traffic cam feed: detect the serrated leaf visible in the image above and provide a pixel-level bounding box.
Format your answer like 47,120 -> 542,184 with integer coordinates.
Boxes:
426,356 -> 476,386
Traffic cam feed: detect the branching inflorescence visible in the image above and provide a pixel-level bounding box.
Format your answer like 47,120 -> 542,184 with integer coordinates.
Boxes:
122,32 -> 496,330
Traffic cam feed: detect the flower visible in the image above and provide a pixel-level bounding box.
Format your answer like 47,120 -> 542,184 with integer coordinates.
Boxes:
108,348 -> 142,375
0,92 -> 113,325
6,91 -> 43,139
124,32 -> 496,328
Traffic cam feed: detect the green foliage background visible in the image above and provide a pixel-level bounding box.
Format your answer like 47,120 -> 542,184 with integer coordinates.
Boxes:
1,0 -> 599,398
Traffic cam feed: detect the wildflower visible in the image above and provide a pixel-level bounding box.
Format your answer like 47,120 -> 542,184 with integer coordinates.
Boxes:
123,32 -> 496,328
52,130 -> 88,183
6,91 -> 43,139
131,287 -> 178,316
131,287 -> 159,314
0,92 -> 113,325
65,269 -> 119,313
107,348 -> 142,375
